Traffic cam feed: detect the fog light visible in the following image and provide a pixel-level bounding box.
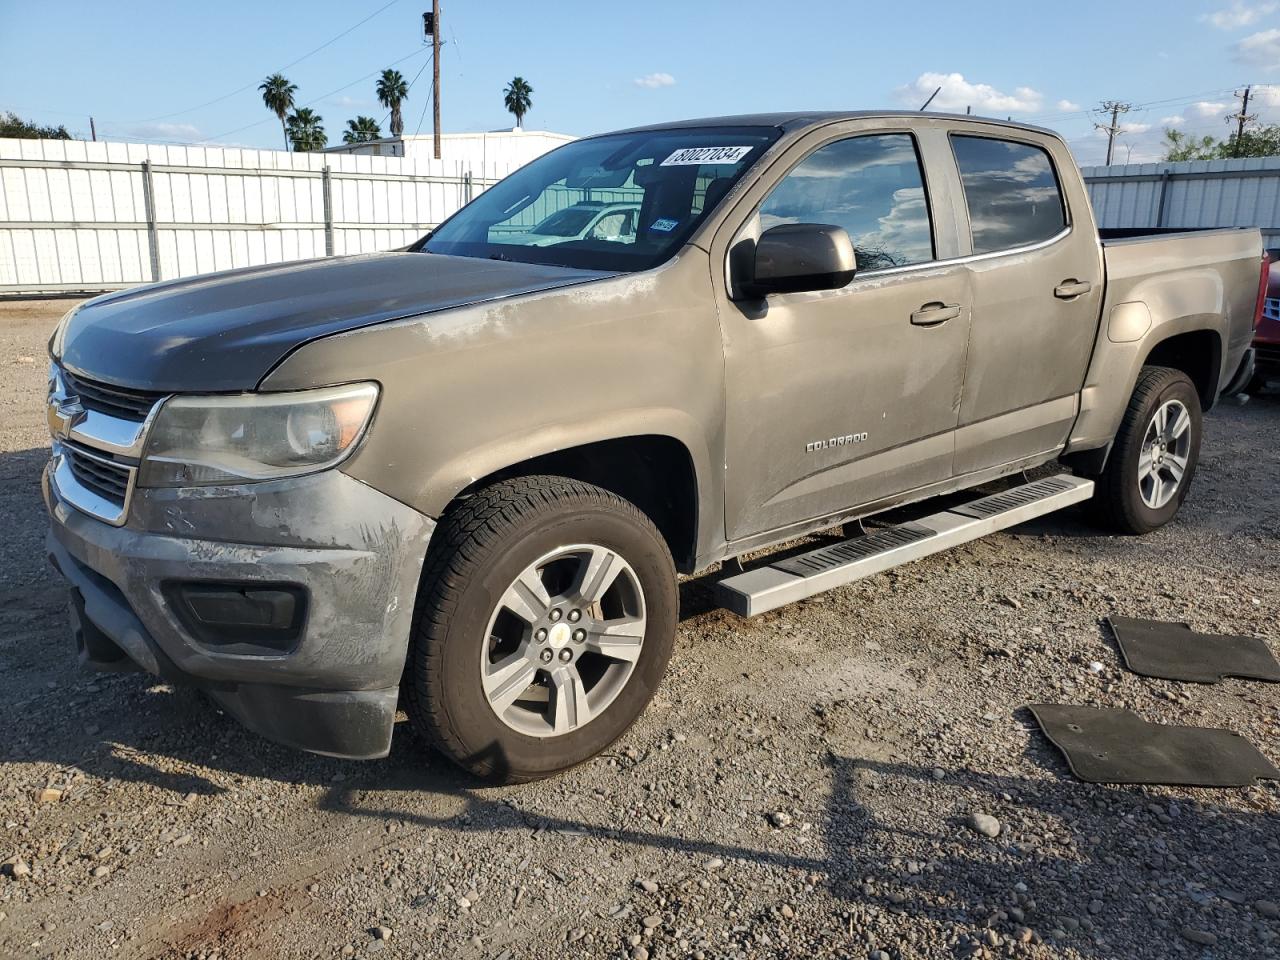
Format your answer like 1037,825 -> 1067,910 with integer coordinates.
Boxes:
164,581 -> 307,652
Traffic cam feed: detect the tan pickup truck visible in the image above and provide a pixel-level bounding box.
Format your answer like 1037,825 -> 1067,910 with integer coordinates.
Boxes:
44,112 -> 1265,781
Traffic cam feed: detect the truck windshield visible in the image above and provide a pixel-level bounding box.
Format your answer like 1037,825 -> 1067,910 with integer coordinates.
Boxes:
422,126 -> 781,272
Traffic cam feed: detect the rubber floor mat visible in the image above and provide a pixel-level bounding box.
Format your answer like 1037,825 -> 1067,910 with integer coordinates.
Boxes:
1107,616 -> 1280,684
1028,704 -> 1280,787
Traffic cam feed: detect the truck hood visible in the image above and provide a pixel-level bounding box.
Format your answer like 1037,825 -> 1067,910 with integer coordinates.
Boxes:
54,252 -> 611,392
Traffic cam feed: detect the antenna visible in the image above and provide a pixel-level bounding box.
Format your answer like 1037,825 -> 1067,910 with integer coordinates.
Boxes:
919,86 -> 942,111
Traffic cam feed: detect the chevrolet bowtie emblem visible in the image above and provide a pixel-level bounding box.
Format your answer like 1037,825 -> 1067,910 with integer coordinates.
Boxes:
47,393 -> 85,441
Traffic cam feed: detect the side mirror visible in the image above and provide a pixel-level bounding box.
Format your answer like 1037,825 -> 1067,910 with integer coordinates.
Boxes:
736,223 -> 857,299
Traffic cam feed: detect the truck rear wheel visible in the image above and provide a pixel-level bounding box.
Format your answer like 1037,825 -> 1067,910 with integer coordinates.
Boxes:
1092,365 -> 1202,534
404,476 -> 678,782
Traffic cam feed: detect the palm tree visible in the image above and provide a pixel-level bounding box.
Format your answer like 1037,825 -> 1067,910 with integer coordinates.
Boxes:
376,69 -> 409,137
286,108 -> 327,152
503,77 -> 533,129
343,116 -> 382,144
259,73 -> 298,150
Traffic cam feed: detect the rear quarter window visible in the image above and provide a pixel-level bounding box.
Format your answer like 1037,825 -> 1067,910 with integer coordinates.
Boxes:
951,135 -> 1067,255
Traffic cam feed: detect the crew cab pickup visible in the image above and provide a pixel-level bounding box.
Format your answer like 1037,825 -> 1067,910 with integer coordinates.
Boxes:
44,113 -> 1265,781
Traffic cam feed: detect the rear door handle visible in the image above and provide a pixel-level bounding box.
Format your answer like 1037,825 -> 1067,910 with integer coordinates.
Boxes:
1054,279 -> 1092,299
910,302 -> 962,326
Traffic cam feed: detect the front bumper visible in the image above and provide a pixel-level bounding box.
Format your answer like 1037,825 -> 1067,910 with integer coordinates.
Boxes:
44,465 -> 435,759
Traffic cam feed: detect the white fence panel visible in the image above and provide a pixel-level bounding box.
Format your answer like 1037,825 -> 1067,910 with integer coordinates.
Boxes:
0,137 -> 517,294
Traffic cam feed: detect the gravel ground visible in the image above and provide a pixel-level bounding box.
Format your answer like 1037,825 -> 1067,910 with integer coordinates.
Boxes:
1,298 -> 1278,960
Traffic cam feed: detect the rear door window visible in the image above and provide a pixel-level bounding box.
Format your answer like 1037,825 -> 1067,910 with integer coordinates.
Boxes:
950,136 -> 1067,255
758,133 -> 934,270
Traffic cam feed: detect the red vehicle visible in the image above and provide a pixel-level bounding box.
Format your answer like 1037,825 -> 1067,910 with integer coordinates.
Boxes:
1253,249 -> 1280,391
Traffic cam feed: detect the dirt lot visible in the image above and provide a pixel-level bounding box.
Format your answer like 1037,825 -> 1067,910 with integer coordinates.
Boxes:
1,298 -> 1278,960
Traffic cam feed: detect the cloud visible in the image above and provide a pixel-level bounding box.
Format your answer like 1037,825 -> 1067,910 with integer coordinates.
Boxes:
1056,99 -> 1082,112
1203,2 -> 1276,29
1120,122 -> 1152,135
1190,100 -> 1228,119
633,72 -> 675,89
1161,114 -> 1187,126
1235,28 -> 1280,68
1250,83 -> 1280,107
896,72 -> 1043,114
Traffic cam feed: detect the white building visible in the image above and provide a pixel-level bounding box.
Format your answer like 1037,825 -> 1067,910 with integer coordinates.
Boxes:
324,128 -> 575,167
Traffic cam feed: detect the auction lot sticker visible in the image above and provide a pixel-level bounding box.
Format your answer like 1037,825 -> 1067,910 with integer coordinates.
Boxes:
661,146 -> 753,166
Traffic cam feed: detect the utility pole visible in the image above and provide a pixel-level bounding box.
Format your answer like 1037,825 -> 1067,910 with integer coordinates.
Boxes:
1227,86 -> 1255,157
89,116 -> 96,142
1094,100 -> 1132,166
432,0 -> 442,159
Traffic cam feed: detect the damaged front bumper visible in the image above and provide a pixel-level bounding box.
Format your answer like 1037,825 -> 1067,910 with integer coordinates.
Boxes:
44,465 -> 435,759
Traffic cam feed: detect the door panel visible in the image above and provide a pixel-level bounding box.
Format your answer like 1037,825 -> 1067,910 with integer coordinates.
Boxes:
949,133 -> 1104,475
715,129 -> 975,542
720,265 -> 971,540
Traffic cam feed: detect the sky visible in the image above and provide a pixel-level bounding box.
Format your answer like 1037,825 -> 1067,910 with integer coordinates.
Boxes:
5,0 -> 1280,165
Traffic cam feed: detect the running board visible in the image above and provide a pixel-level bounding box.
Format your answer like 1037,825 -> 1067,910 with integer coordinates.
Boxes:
715,474 -> 1094,617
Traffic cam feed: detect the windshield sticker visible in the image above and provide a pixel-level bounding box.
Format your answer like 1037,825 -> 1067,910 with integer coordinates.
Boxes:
660,145 -> 753,166
649,218 -> 680,233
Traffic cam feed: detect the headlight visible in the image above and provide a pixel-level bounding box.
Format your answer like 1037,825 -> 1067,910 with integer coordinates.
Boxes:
138,382 -> 379,487
50,306 -> 78,359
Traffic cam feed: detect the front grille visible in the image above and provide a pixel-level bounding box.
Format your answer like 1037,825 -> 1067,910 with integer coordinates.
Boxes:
64,370 -> 164,421
65,446 -> 130,506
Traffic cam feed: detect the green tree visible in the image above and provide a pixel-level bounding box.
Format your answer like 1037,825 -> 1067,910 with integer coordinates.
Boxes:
1224,125 -> 1280,158
342,116 -> 382,144
259,73 -> 298,151
0,111 -> 71,139
503,76 -> 533,129
286,108 -> 326,152
376,69 -> 409,137
1162,128 -> 1218,162
1162,123 -> 1280,162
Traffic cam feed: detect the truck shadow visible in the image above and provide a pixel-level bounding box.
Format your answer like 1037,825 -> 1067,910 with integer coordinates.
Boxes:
8,653 -> 1278,959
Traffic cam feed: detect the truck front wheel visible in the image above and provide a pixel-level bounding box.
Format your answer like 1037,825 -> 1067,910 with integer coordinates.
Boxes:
404,476 -> 678,782
1092,365 -> 1202,534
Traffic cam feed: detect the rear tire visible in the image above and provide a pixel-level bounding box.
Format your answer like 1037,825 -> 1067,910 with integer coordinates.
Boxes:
404,476 -> 677,783
1092,366 -> 1202,534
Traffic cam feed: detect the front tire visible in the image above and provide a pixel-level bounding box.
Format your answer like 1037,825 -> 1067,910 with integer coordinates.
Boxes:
1092,366 -> 1202,534
404,476 -> 678,782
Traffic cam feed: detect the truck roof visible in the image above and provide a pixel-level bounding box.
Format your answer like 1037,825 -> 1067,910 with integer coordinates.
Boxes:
602,111 -> 1060,140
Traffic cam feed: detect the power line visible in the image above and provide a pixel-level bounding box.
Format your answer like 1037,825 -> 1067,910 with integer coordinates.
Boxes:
413,71 -> 436,138
129,0 -> 403,124
1026,86 -> 1243,125
1094,100 -> 1132,165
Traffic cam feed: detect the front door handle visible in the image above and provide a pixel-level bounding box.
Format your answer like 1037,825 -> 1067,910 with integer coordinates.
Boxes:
910,302 -> 962,326
1054,279 -> 1093,299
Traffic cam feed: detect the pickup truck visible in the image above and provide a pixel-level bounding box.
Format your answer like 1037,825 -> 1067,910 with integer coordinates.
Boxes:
44,112 -> 1265,782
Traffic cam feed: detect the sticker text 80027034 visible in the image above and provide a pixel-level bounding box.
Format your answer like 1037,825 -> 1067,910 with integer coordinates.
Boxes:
660,146 -> 753,166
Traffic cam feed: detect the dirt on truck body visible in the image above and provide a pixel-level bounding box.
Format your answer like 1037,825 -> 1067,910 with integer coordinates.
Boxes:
40,112 -> 1265,784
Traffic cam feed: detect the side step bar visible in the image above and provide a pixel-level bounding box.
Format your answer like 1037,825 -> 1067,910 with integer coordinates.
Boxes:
715,474 -> 1094,617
